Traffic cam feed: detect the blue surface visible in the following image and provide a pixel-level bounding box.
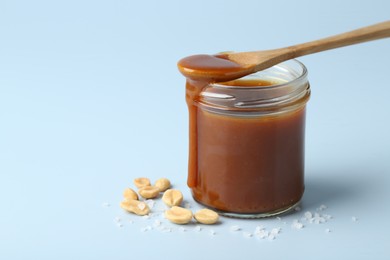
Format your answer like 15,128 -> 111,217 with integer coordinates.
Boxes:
0,0 -> 389,259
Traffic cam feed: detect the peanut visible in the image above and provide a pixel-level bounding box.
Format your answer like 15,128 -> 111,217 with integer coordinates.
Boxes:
165,206 -> 192,224
138,186 -> 160,199
154,178 -> 171,192
162,189 -> 183,207
134,177 -> 151,188
120,199 -> 150,216
123,188 -> 138,200
194,209 -> 219,224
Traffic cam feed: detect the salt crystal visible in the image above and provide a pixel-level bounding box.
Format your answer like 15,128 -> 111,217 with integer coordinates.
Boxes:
138,202 -> 146,210
256,230 -> 269,239
102,202 -> 111,207
243,232 -> 253,238
129,220 -> 134,224
304,211 -> 313,220
114,217 -> 121,223
117,223 -> 123,228
254,225 -> 264,234
292,220 -> 304,229
297,223 -> 304,229
153,220 -> 161,227
179,227 -> 187,232
148,212 -> 158,218
230,225 -> 241,232
142,215 -> 151,220
325,228 -> 331,233
319,204 -> 327,211
323,214 -> 332,220
276,216 -> 282,221
268,234 -> 276,240
309,212 -> 326,224
140,226 -> 152,232
295,206 -> 301,211
184,202 -> 191,209
145,199 -> 155,209
209,230 -> 216,236
352,216 -> 358,222
194,226 -> 202,232
270,227 -> 281,235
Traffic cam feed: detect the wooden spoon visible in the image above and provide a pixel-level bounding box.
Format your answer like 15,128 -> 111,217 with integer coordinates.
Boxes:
178,20 -> 390,82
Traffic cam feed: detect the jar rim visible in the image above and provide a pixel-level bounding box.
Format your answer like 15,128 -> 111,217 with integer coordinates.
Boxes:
197,59 -> 310,116
208,59 -> 308,90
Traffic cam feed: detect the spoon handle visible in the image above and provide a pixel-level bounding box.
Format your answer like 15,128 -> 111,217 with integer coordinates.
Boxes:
285,20 -> 390,58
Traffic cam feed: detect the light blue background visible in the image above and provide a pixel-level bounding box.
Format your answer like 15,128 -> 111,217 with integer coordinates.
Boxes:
0,0 -> 389,259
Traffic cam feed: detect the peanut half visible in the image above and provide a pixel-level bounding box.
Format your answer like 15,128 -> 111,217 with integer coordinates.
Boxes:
134,177 -> 151,188
138,186 -> 160,199
165,206 -> 192,224
162,189 -> 183,207
123,188 -> 138,200
120,199 -> 150,216
154,178 -> 171,192
194,209 -> 219,224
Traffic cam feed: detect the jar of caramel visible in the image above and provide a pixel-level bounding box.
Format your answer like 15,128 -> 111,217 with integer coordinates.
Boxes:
185,59 -> 310,218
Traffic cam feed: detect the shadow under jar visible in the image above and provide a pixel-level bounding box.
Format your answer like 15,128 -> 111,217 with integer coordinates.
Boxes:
186,59 -> 311,218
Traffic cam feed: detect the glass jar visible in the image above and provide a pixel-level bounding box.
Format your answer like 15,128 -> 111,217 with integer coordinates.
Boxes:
186,59 -> 310,218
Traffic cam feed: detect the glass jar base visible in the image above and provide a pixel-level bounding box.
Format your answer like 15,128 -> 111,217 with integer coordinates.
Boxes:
194,200 -> 301,219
